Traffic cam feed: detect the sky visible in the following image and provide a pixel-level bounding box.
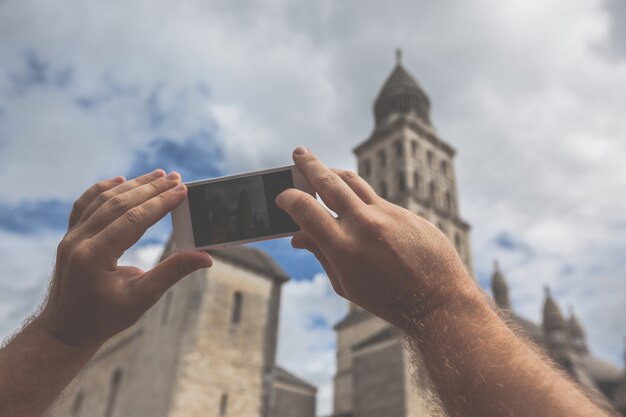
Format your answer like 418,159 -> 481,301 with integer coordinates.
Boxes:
1,0 -> 626,415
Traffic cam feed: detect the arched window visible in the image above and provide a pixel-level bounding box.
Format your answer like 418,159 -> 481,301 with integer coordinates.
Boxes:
161,291 -> 172,325
230,292 -> 243,326
413,171 -> 421,196
379,182 -> 388,199
72,391 -> 84,417
104,369 -> 123,417
219,393 -> 229,416
378,149 -> 387,168
411,140 -> 418,158
440,160 -> 448,176
427,150 -> 434,167
429,181 -> 437,206
445,190 -> 453,213
362,159 -> 371,177
394,140 -> 403,158
397,172 -> 406,193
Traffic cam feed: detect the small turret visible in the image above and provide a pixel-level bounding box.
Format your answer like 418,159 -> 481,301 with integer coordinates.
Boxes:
491,260 -> 511,311
542,286 -> 566,332
542,286 -> 573,357
567,306 -> 588,354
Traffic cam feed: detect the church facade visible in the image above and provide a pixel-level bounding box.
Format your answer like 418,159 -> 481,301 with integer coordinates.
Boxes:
46,241 -> 317,417
329,51 -> 626,417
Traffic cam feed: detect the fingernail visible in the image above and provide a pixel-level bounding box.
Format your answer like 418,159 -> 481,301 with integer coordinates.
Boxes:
173,183 -> 186,191
165,172 -> 180,180
111,176 -> 125,183
151,169 -> 166,178
293,146 -> 308,157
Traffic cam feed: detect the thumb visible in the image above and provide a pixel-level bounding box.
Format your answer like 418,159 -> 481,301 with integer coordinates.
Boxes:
138,251 -> 213,298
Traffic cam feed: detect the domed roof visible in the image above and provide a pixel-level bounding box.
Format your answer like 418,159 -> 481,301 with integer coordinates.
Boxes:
373,49 -> 431,127
543,286 -> 566,330
491,260 -> 511,310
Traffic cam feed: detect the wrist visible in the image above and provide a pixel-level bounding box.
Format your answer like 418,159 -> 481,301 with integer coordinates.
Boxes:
33,312 -> 103,355
398,282 -> 489,340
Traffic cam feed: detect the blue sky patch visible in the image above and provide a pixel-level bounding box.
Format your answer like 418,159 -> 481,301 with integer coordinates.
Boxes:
127,134 -> 223,183
0,198 -> 71,234
9,49 -> 73,95
252,238 -> 324,281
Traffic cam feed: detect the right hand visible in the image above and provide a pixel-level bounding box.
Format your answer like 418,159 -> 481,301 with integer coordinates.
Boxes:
276,147 -> 480,331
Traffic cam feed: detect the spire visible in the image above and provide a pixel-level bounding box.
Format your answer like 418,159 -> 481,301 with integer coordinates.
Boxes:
491,260 -> 511,311
373,50 -> 431,127
567,305 -> 588,353
567,306 -> 584,338
542,285 -> 566,331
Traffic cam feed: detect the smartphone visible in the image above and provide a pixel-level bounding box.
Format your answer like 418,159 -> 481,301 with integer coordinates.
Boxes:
171,165 -> 314,251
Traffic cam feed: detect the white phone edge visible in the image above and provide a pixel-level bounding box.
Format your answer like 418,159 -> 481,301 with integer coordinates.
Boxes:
171,165 -> 315,252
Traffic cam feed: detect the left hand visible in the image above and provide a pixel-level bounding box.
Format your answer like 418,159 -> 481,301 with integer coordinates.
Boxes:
38,170 -> 213,348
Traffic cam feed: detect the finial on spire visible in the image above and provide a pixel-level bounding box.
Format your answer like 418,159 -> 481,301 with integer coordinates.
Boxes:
396,48 -> 402,65
568,305 -> 575,316
544,285 -> 551,298
493,259 -> 500,271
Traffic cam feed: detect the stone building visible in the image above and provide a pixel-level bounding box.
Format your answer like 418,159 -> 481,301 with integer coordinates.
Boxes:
46,242 -> 316,417
329,51 -> 626,417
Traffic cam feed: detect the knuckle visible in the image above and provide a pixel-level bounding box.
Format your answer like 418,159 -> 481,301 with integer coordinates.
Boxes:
341,170 -> 359,182
318,173 -> 339,188
108,195 -> 127,211
96,190 -> 113,205
57,237 -> 72,258
148,180 -> 161,193
358,210 -> 387,235
72,199 -> 83,212
124,207 -> 144,225
292,194 -> 313,215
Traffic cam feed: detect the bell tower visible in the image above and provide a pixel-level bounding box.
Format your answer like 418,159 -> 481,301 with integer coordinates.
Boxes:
354,49 -> 474,273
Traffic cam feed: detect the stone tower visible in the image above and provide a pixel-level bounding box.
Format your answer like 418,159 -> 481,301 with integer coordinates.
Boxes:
354,49 -> 473,273
332,51 -> 474,417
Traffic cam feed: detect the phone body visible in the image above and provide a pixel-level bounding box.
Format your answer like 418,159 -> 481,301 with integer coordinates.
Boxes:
171,165 -> 314,251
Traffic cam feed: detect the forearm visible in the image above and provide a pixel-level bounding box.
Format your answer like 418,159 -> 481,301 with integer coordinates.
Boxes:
405,285 -> 609,417
0,317 -> 99,417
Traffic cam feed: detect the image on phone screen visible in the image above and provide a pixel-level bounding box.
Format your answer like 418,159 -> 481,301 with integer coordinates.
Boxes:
186,169 -> 299,247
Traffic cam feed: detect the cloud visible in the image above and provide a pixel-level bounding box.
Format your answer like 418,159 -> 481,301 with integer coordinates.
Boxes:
600,0 -> 626,59
1,0 -> 626,414
276,274 -> 348,416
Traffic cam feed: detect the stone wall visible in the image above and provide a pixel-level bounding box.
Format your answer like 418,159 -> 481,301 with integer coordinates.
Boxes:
333,313 -> 388,414
352,338 -> 405,417
270,381 -> 316,417
168,259 -> 273,417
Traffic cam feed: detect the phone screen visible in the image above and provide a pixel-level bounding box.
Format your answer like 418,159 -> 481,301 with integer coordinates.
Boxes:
186,168 -> 299,247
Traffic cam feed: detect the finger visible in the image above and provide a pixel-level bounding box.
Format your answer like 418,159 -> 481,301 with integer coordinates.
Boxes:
292,147 -> 364,215
91,183 -> 188,260
81,172 -> 182,236
291,232 -> 345,297
77,169 -> 166,227
331,169 -> 380,205
276,188 -> 341,247
68,176 -> 125,229
135,251 -> 213,299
